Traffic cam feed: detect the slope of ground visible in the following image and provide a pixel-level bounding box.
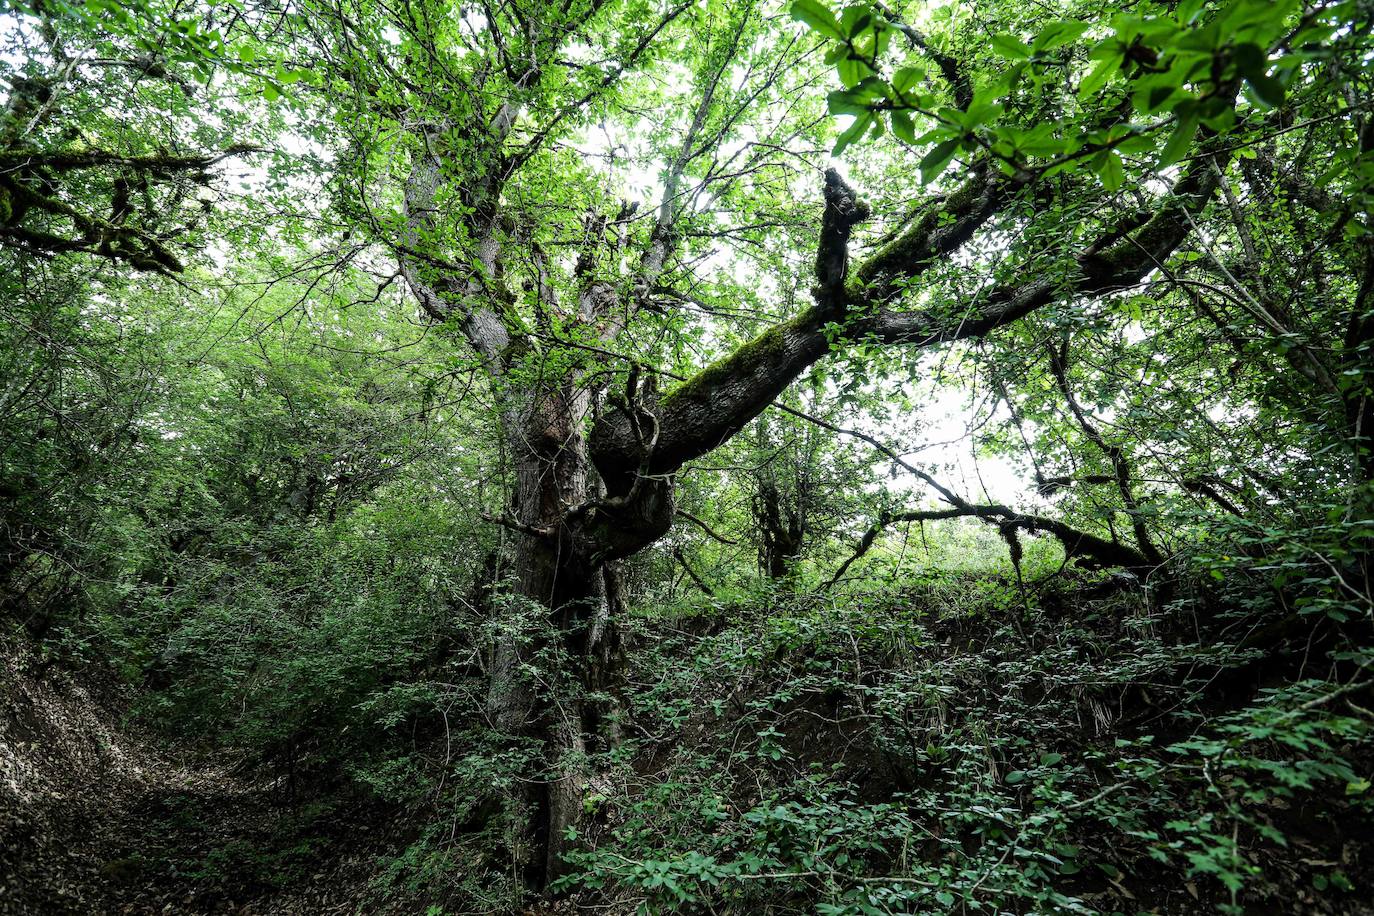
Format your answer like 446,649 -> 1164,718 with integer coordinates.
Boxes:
5,573 -> 1374,915
0,634 -> 383,915
556,578 -> 1374,914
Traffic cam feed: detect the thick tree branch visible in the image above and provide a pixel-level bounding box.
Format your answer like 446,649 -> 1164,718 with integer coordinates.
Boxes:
399,130 -> 511,369
874,3 -> 973,110
815,168 -> 870,296
592,149 -> 1226,489
1182,477 -> 1247,517
0,144 -> 262,174
676,509 -> 740,545
825,502 -> 1150,589
597,15 -> 752,339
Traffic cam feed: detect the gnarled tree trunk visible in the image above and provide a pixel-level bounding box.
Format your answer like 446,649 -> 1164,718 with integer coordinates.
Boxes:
484,378 -> 670,886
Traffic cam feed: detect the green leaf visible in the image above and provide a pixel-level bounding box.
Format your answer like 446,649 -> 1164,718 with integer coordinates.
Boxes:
991,33 -> 1032,60
827,81 -> 883,116
1096,151 -> 1125,191
1244,72 -> 1285,109
1231,41 -> 1266,76
1232,42 -> 1284,108
1156,114 -> 1198,168
833,113 -> 873,156
1013,123 -> 1068,157
791,0 -> 843,39
837,55 -> 875,89
1034,20 -> 1091,51
891,65 -> 925,98
1079,52 -> 1123,98
962,100 -> 1004,128
920,137 -> 962,182
839,5 -> 874,38
890,109 -> 916,144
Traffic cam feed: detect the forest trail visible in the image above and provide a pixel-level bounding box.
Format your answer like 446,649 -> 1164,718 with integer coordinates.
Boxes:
1,639 -> 373,915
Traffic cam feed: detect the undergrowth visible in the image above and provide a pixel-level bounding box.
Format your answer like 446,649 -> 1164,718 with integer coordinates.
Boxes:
527,574 -> 1374,915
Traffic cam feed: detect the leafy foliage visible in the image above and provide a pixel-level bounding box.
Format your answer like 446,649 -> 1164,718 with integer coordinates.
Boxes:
558,582 -> 1373,914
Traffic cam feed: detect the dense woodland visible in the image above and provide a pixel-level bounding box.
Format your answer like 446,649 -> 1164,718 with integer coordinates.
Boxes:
2,0 -> 1373,912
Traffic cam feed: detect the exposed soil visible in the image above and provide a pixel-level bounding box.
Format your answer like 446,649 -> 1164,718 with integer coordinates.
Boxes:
0,636 -> 380,915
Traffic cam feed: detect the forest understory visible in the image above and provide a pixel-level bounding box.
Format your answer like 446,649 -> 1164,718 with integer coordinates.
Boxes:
6,573 -> 1374,914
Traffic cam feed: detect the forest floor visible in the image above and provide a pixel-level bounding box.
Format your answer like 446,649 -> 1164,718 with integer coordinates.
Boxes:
5,588 -> 1374,915
0,636 -> 381,915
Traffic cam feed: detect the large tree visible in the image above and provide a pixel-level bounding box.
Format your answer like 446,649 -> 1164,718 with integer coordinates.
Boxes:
286,0 -> 1369,883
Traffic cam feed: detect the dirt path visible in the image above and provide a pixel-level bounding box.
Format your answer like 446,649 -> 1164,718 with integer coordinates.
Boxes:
1,640 -> 374,915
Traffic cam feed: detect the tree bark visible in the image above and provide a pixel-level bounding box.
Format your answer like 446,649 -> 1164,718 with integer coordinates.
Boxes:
482,376 -> 663,887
